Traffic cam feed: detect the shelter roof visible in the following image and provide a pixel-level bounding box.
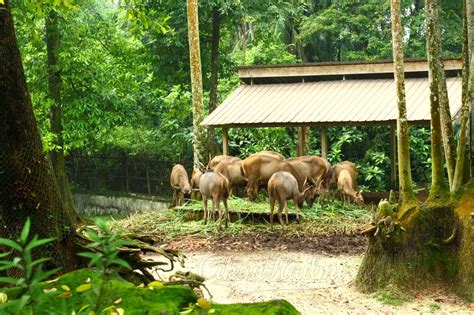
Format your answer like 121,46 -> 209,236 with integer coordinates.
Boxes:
202,59 -> 462,128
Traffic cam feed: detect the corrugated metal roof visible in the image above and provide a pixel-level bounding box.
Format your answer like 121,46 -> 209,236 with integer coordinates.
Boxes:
201,77 -> 462,127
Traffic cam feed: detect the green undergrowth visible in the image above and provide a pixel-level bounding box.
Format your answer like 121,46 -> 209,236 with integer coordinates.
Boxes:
1,269 -> 300,314
99,197 -> 370,239
373,285 -> 411,306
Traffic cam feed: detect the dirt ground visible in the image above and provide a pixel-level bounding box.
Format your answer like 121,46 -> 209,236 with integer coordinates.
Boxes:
157,250 -> 472,314
150,234 -> 473,315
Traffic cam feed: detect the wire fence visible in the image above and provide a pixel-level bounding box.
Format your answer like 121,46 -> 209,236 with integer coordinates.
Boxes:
66,152 -> 192,198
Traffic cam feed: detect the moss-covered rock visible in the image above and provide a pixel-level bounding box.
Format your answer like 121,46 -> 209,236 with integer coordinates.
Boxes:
2,269 -> 300,314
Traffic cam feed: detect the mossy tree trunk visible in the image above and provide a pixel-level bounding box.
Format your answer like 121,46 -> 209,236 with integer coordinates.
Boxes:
208,6 -> 221,158
0,0 -> 80,271
453,0 -> 472,193
46,9 -> 78,220
187,0 -> 207,169
426,0 -> 450,201
357,0 -> 473,301
390,0 -> 416,205
468,0 -> 474,178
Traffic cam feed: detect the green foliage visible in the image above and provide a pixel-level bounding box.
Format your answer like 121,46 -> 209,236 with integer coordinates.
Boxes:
76,219 -> 134,313
13,0 -> 461,191
0,218 -> 59,314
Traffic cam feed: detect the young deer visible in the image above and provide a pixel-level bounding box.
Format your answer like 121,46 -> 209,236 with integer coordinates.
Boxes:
268,171 -> 310,225
199,171 -> 230,228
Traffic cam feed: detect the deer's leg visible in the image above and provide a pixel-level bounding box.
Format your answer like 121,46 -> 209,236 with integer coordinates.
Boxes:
293,197 -> 300,223
277,199 -> 284,226
215,195 -> 222,228
210,198 -> 216,221
203,196 -> 208,224
269,196 -> 275,225
223,198 -> 229,228
284,200 -> 289,225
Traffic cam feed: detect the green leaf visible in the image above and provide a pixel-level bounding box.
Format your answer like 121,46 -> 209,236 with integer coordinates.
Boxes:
0,277 -> 21,285
0,239 -> 22,251
25,237 -> 55,252
19,218 -> 31,244
31,257 -> 51,268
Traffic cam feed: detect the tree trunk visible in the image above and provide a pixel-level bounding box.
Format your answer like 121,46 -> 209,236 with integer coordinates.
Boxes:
208,6 -> 220,158
424,0 -> 456,189
357,1 -> 473,301
390,0 -> 416,205
187,0 -> 207,169
426,0 -> 449,201
452,0 -> 472,193
46,9 -> 78,219
0,0 -> 80,271
468,0 -> 474,177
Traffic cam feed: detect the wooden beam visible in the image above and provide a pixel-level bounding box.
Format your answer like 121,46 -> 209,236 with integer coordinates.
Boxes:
298,127 -> 304,156
202,120 -> 432,129
321,126 -> 328,159
390,124 -> 397,190
238,59 -> 462,79
222,127 -> 229,155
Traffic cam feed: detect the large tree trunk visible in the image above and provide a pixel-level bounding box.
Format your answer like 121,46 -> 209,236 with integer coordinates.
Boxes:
390,0 -> 416,205
356,0 -> 473,301
46,9 -> 78,219
453,0 -> 472,193
426,0 -> 449,200
468,0 -> 474,177
0,0 -> 80,271
424,0 -> 456,189
187,0 -> 207,169
208,6 -> 220,158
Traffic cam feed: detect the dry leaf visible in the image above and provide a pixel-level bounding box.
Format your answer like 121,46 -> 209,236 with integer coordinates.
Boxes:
57,291 -> 72,299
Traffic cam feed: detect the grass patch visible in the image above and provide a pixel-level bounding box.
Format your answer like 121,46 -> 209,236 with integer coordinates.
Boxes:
89,197 -> 371,240
374,286 -> 411,306
429,302 -> 441,312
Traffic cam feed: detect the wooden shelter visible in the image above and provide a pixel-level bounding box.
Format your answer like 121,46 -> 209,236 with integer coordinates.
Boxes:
201,59 -> 463,189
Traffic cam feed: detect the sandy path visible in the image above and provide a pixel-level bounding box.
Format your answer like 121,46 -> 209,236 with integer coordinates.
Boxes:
153,250 -> 472,314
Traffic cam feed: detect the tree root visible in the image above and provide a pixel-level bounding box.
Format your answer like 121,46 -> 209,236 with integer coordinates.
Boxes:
74,224 -> 189,285
360,215 -> 405,238
442,227 -> 457,244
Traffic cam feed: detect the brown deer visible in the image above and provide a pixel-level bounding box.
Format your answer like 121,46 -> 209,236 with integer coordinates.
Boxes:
208,155 -> 241,170
170,164 -> 191,206
241,155 -> 306,200
190,168 -> 203,199
333,161 -> 364,205
213,159 -> 246,196
249,150 -> 285,160
199,171 -> 230,228
268,171 -> 310,225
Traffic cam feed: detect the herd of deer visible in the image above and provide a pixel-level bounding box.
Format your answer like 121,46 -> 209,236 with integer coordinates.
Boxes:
170,151 -> 364,228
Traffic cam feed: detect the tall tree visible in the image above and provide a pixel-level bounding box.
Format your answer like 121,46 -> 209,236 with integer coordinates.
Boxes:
45,8 -> 77,217
208,5 -> 221,158
187,0 -> 207,168
424,0 -> 456,189
468,0 -> 474,176
452,0 -> 472,192
390,0 -> 416,205
425,0 -> 449,200
0,0 -> 79,271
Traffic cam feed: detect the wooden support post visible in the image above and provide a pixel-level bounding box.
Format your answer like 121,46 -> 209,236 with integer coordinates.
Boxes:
390,124 -> 397,190
321,126 -> 328,159
222,127 -> 229,155
145,160 -> 151,195
298,127 -> 304,156
125,155 -> 129,193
